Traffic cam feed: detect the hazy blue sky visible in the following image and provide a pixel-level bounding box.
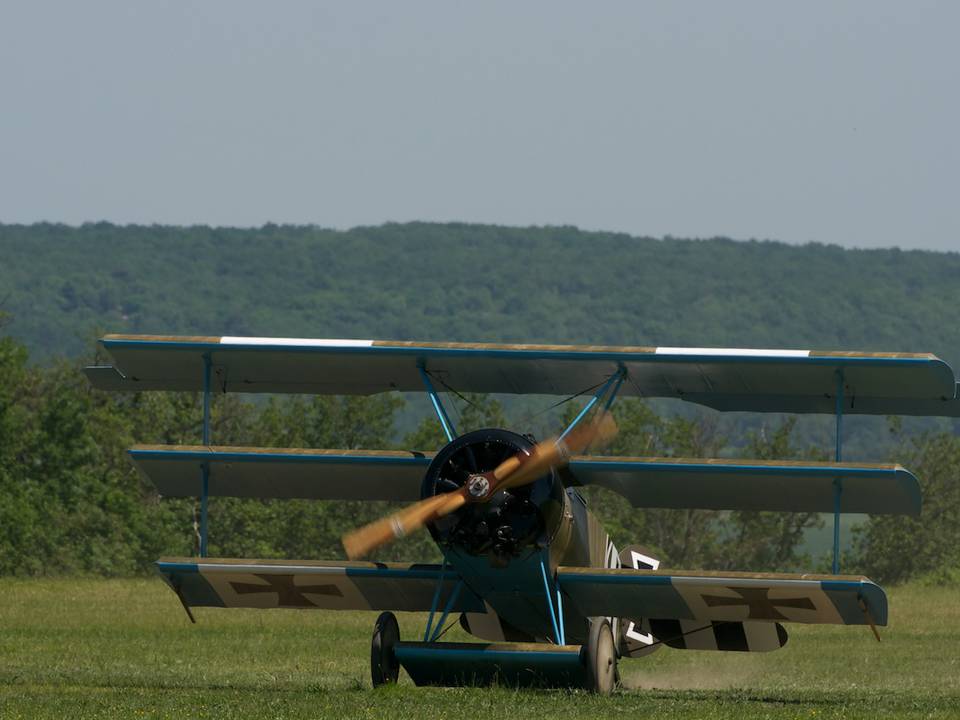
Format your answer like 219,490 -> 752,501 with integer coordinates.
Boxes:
1,2 -> 956,250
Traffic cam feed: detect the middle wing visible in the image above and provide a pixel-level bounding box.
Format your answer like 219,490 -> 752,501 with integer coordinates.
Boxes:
558,567 -> 886,626
568,456 -> 921,515
130,446 -> 432,500
130,446 -> 921,515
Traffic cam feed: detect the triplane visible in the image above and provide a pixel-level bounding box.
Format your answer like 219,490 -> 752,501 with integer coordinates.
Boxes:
86,336 -> 960,692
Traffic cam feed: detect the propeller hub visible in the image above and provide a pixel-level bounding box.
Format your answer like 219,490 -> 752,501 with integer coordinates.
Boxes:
466,474 -> 491,499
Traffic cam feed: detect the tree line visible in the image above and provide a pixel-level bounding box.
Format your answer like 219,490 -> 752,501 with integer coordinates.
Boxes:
1,329 -> 955,584
2,221 -> 959,369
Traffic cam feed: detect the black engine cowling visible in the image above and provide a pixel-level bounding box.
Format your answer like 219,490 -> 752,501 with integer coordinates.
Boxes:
420,428 -> 565,564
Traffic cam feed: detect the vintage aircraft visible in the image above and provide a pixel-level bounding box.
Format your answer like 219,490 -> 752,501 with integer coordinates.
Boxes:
86,335 -> 960,692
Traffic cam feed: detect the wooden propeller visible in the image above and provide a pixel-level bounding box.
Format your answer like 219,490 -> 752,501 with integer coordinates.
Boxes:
341,412 -> 617,560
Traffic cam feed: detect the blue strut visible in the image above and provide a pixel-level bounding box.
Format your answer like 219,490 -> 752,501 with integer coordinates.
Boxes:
423,560 -> 448,641
833,370 -> 844,574
200,353 -> 212,558
539,553 -> 565,645
428,580 -> 463,642
559,367 -> 626,441
418,364 -> 457,442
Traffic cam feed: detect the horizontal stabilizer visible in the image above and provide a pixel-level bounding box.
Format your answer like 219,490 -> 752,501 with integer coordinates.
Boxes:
559,567 -> 887,626
157,557 -> 483,612
130,445 -> 431,500
87,335 -> 960,416
569,457 -> 921,515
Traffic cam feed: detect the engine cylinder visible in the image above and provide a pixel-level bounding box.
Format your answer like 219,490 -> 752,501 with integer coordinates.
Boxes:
421,428 -> 565,564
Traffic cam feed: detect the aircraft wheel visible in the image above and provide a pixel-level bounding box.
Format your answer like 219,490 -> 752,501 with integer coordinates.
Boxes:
371,611 -> 400,687
584,618 -> 617,695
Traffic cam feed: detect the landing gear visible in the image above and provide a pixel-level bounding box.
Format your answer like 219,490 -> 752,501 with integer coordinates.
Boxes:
371,611 -> 618,691
371,611 -> 400,687
584,619 -> 617,695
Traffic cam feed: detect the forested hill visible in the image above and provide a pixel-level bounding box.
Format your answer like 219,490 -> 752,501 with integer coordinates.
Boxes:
2,221 -> 959,366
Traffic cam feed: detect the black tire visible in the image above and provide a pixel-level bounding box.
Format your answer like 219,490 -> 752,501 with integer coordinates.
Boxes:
371,611 -> 400,687
584,618 -> 617,695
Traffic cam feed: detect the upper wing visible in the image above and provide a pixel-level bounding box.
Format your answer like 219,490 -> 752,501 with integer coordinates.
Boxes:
158,557 -> 483,612
85,335 -> 960,416
558,567 -> 887,626
568,456 -> 920,515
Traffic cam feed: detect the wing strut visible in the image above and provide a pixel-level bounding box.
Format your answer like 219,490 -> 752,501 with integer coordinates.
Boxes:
539,552 -> 565,645
427,580 -> 463,643
559,366 -> 626,442
833,369 -> 843,573
423,559 -> 449,641
200,352 -> 212,558
419,364 -> 457,442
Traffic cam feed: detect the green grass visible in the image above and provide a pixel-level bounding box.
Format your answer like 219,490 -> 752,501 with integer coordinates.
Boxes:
1,578 -> 957,719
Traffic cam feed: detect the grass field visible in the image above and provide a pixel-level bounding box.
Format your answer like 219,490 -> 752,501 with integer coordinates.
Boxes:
1,578 -> 958,719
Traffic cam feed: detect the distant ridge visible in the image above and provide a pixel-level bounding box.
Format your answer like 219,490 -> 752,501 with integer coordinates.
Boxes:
2,221 -> 959,366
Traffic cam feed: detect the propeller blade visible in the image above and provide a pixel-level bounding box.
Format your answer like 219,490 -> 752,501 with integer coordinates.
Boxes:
497,411 -> 617,491
343,489 -> 467,559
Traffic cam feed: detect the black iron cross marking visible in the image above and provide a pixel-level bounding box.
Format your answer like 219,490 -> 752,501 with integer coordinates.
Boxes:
229,573 -> 343,607
701,586 -> 816,620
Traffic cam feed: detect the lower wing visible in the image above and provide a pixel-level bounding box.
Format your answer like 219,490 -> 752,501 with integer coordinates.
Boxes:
559,567 -> 886,626
157,557 -> 483,613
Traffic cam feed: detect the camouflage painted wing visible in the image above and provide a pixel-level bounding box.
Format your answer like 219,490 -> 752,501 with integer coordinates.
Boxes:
157,558 -> 484,613
558,568 -> 886,627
